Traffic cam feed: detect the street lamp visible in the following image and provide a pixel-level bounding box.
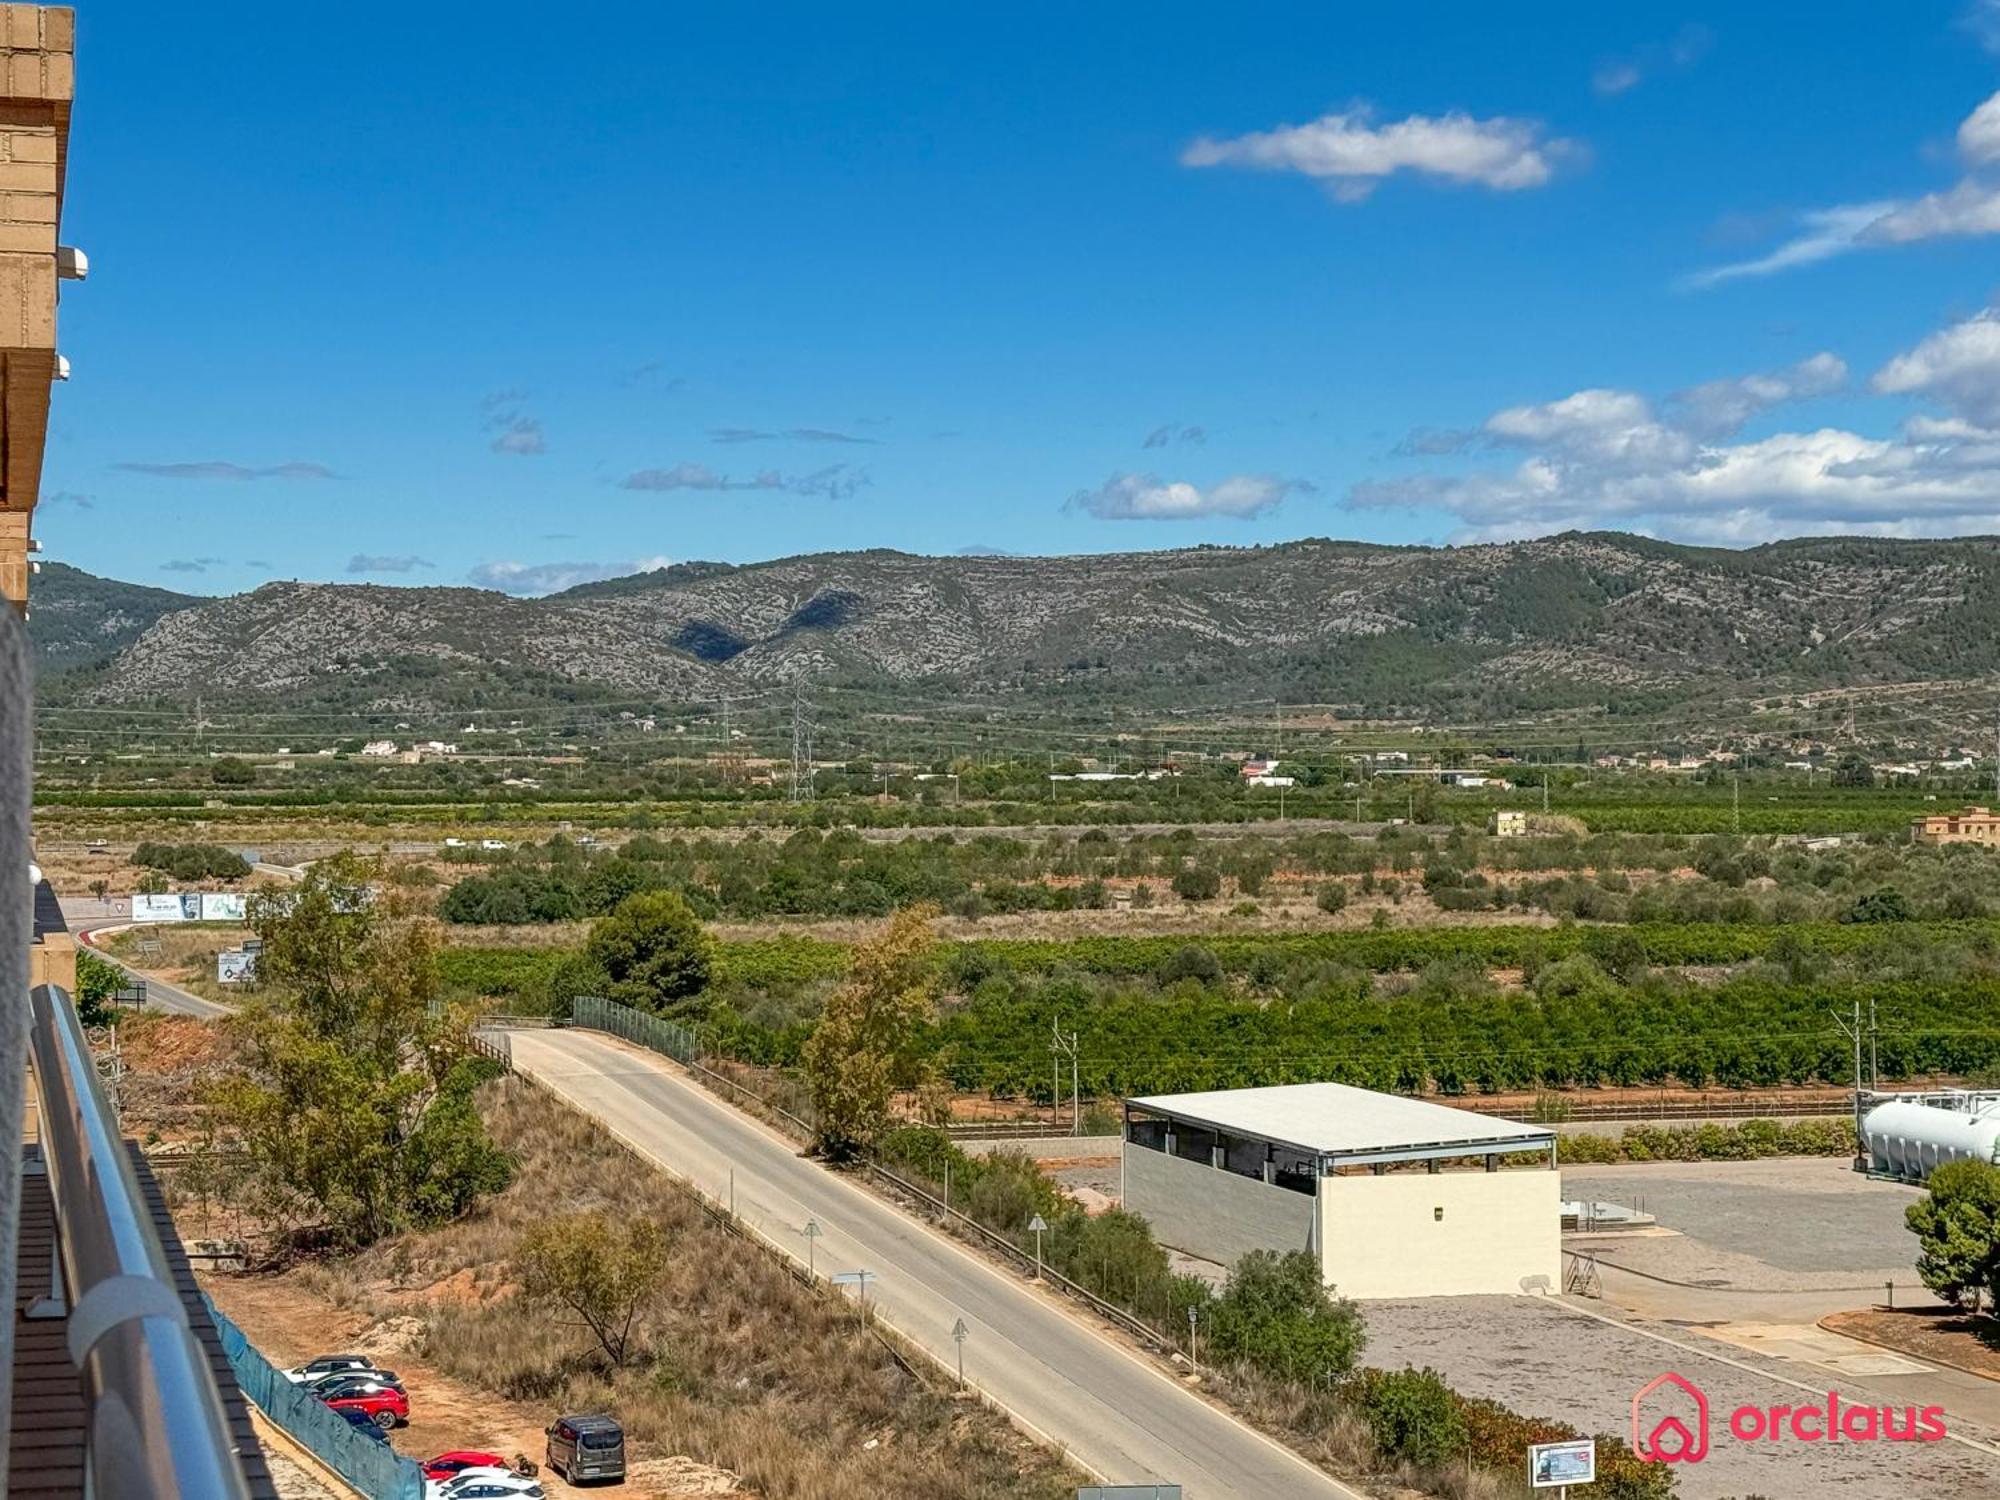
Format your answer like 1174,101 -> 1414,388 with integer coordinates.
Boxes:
1027,1214 -> 1048,1281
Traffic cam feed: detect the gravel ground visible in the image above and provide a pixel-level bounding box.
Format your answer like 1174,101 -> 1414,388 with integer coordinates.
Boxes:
1562,1158 -> 1923,1283
1363,1295 -> 2000,1499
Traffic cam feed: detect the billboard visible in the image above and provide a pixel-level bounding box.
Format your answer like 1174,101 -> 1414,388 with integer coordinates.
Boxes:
199,892 -> 247,922
131,893 -> 195,923
216,950 -> 259,985
1529,1439 -> 1595,1487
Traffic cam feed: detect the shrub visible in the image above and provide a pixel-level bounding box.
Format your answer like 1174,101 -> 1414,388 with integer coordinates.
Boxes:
584,890 -> 715,1020
1349,1365 -> 1465,1469
1155,944 -> 1223,987
1206,1250 -> 1365,1387
1316,881 -> 1348,915
1172,866 -> 1222,902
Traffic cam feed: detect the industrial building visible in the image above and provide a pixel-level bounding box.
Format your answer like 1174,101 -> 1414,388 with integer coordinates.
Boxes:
1121,1083 -> 1561,1299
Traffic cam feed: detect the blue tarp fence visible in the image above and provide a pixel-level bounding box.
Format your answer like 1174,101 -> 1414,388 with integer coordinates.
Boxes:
205,1294 -> 425,1500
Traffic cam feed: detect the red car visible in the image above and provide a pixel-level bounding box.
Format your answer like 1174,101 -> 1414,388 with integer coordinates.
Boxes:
423,1452 -> 509,1483
313,1373 -> 409,1429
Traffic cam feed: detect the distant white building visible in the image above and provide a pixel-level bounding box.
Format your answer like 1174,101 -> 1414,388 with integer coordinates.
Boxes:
359,740 -> 398,757
414,740 -> 459,757
1491,809 -> 1528,838
1246,774 -> 1296,788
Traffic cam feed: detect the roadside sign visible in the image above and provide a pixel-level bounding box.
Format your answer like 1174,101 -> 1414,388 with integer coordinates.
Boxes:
1529,1438 -> 1595,1488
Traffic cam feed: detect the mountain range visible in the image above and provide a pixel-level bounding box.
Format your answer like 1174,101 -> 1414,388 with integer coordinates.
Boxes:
26,534 -> 2000,721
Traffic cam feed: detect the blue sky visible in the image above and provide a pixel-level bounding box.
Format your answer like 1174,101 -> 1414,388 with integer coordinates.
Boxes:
38,2 -> 2000,593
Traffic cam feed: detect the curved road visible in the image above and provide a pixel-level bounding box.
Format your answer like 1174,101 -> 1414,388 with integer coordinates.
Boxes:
63,903 -> 234,1019
496,1026 -> 1361,1500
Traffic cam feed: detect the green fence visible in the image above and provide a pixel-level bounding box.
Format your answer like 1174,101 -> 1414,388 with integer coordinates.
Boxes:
206,1295 -> 425,1500
571,994 -> 701,1063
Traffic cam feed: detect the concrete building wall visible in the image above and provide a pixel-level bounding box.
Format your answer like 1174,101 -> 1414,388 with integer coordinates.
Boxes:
1318,1170 -> 1560,1299
1121,1143 -> 1315,1266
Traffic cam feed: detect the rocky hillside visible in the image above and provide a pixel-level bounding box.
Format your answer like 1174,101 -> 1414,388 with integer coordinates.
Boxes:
29,533 -> 2000,716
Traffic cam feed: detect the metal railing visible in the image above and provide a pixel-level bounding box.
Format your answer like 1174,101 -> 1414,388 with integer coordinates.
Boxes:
28,981 -> 252,1499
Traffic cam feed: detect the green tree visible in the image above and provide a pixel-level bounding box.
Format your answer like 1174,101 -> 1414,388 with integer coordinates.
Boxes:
1831,753 -> 1875,788
583,890 -> 715,1019
518,1211 -> 670,1367
74,949 -> 122,1027
1171,866 -> 1222,902
1907,1159 -> 2000,1311
210,756 -> 256,787
1844,886 -> 1911,924
213,856 -> 511,1249
1205,1249 -> 1365,1386
801,905 -> 940,1161
1316,881 -> 1348,915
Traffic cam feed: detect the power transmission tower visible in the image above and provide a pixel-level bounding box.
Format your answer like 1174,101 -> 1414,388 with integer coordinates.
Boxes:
789,682 -> 811,802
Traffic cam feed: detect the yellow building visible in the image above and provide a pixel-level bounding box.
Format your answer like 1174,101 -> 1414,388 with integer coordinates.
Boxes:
1911,806 -> 2000,845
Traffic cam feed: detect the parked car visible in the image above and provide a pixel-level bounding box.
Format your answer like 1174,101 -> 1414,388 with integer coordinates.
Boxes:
314,1374 -> 409,1429
479,838 -> 509,851
433,1469 -> 544,1500
443,837 -> 468,848
545,1413 -> 625,1484
337,1407 -> 391,1447
284,1354 -> 384,1386
422,1452 -> 509,1484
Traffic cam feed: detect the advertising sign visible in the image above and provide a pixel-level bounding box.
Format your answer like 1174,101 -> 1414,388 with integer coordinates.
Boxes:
216,950 -> 259,985
1529,1438 -> 1595,1487
199,892 -> 247,922
131,893 -> 190,923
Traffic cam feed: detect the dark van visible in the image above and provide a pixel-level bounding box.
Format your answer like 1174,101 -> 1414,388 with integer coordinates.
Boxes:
545,1412 -> 625,1484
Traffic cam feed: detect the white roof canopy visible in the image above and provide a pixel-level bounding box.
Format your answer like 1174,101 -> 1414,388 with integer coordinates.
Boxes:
1127,1082 -> 1554,1164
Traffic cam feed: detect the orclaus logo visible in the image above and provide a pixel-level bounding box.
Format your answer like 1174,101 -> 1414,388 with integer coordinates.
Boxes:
1632,1372 -> 1948,1463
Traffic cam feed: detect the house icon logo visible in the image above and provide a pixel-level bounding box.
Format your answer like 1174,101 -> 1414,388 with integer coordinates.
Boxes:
1632,1372 -> 1710,1463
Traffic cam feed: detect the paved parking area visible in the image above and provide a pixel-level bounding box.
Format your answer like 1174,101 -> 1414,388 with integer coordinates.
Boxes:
1362,1295 -> 2000,1500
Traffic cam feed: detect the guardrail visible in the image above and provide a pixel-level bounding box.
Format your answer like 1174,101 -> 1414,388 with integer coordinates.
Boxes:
27,982 -> 253,1498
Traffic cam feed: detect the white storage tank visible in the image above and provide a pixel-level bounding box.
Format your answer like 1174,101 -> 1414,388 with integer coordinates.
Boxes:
1862,1099 -> 2000,1183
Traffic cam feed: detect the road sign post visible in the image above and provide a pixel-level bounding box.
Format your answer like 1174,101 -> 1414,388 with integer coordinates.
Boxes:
951,1317 -> 970,1389
802,1217 -> 822,1278
1028,1214 -> 1048,1281
832,1269 -> 876,1320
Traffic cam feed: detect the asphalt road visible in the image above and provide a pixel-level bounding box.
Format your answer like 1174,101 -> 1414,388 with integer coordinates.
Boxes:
64,909 -> 234,1019
498,1026 -> 1362,1500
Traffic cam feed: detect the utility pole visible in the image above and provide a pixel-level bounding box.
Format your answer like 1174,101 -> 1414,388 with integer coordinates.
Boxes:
1831,1001 -> 1867,1169
1869,996 -> 1879,1086
1050,1016 -> 1080,1133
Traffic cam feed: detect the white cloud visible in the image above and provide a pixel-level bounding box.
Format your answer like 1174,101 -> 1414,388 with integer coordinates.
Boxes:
1959,90 -> 2000,163
468,556 -> 672,595
1668,352 -> 1848,438
1181,106 -> 1576,201
1591,25 -> 1711,98
1348,330 -> 2000,544
1066,472 -> 1310,520
1690,89 -> 2000,283
490,416 -> 545,456
1686,203 -> 1899,286
1873,308 -> 2000,426
620,461 -> 867,500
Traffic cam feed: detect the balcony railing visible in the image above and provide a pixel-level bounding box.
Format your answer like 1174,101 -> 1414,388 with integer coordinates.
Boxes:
27,981 -> 252,1498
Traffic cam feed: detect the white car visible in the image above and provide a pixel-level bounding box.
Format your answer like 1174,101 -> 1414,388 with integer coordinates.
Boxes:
430,1470 -> 544,1500
479,839 -> 508,851
282,1354 -> 380,1385
442,837 -> 468,848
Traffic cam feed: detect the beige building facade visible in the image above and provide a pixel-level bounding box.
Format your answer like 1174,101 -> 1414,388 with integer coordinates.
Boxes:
1121,1082 -> 1561,1299
0,4 -> 71,612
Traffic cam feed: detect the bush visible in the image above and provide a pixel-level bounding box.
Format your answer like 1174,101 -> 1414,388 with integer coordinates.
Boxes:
1316,881 -> 1348,915
584,890 -> 715,1020
132,841 -> 251,882
1172,866 -> 1222,902
1155,944 -> 1224,987
1206,1250 -> 1365,1387
1349,1365 -> 1465,1469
